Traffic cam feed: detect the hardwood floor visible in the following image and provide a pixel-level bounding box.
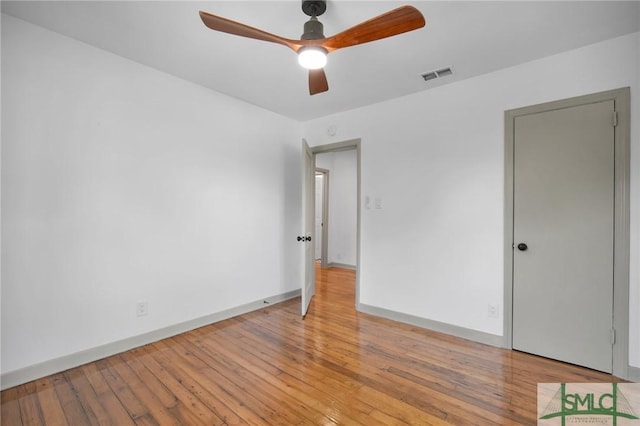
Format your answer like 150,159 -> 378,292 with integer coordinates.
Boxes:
2,264 -> 621,425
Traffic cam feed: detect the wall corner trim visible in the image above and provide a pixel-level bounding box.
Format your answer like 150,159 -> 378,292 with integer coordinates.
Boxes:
627,366 -> 640,382
0,289 -> 301,390
357,303 -> 504,348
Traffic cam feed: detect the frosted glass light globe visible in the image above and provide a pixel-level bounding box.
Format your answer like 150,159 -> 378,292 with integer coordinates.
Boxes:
298,47 -> 327,70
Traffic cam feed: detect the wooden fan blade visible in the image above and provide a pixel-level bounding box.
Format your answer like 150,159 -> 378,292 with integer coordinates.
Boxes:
309,69 -> 329,95
199,11 -> 301,52
321,6 -> 425,52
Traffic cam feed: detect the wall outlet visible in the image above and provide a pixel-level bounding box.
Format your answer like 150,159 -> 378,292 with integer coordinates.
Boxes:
136,302 -> 148,317
488,303 -> 499,318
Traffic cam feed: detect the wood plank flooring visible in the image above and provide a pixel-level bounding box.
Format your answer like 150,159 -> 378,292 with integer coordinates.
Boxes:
2,264 -> 622,425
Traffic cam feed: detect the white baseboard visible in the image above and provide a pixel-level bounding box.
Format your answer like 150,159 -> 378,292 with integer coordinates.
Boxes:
8,290 -> 632,390
357,303 -> 504,348
1,289 -> 301,390
326,262 -> 356,270
358,303 -> 640,381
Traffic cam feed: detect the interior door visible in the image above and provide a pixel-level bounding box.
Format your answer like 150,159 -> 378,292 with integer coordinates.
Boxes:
512,100 -> 615,372
301,140 -> 315,317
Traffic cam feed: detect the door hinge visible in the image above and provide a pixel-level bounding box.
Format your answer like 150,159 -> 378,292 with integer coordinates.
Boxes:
611,328 -> 616,344
612,111 -> 618,127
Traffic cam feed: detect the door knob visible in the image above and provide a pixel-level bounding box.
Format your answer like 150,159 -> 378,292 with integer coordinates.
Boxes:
305,236 -> 312,242
297,236 -> 303,242
517,243 -> 528,251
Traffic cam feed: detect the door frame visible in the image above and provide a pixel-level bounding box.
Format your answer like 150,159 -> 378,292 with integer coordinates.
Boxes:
311,139 -> 361,307
315,168 -> 330,267
504,87 -> 630,377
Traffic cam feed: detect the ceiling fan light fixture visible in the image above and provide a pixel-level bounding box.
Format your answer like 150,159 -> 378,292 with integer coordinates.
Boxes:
200,4 -> 425,94
298,46 -> 327,70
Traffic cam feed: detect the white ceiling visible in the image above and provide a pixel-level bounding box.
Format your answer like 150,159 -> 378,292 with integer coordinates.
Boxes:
2,1 -> 639,121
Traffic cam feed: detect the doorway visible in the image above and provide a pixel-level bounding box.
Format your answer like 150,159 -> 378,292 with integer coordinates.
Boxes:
301,139 -> 361,313
504,88 -> 630,376
315,149 -> 357,270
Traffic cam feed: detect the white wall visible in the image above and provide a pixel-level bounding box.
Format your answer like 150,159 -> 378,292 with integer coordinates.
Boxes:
1,15 -> 302,376
304,33 -> 640,365
315,150 -> 357,266
2,11 -> 639,385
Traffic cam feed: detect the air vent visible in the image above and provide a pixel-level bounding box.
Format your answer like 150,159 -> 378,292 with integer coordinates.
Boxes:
420,67 -> 453,82
421,72 -> 437,81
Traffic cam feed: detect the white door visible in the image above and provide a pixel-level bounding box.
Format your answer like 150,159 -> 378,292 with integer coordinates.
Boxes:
301,140 -> 315,317
512,100 -> 615,372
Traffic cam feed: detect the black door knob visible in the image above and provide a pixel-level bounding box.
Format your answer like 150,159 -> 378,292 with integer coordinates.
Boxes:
305,236 -> 312,242
297,236 -> 303,242
517,243 -> 528,251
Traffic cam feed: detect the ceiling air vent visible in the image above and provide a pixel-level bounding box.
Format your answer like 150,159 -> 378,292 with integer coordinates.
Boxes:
420,67 -> 453,82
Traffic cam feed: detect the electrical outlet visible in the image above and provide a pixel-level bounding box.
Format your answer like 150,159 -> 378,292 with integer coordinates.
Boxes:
136,302 -> 148,317
488,304 -> 499,319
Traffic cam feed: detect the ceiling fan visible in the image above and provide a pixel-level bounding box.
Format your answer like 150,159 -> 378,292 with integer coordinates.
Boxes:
199,1 -> 426,95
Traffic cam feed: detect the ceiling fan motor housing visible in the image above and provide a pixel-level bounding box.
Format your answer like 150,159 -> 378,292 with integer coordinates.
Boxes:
302,17 -> 325,40
301,0 -> 327,17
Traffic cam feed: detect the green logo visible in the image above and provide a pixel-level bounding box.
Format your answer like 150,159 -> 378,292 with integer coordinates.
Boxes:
539,383 -> 639,425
